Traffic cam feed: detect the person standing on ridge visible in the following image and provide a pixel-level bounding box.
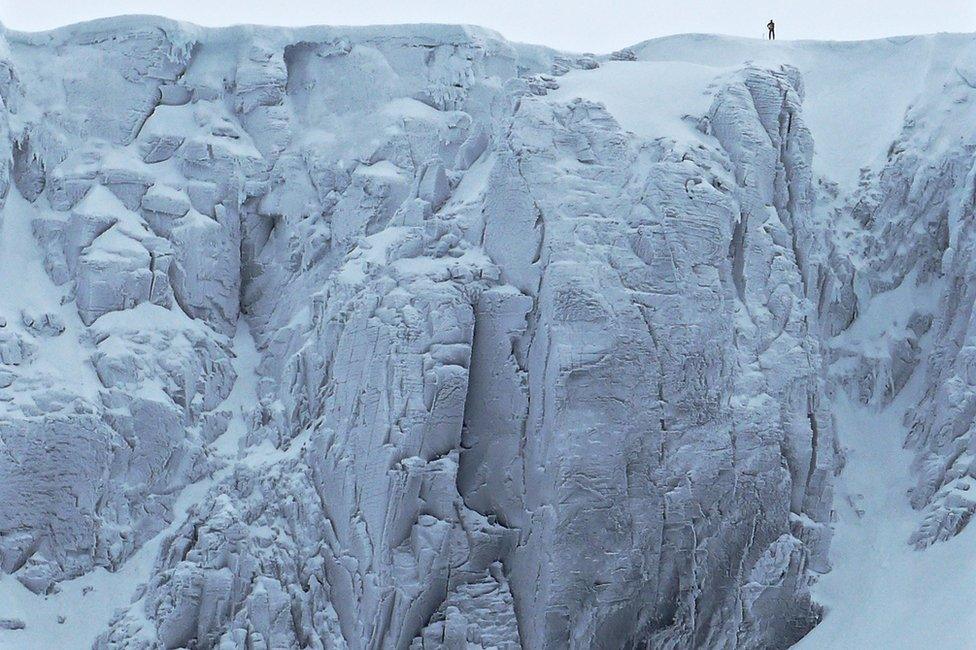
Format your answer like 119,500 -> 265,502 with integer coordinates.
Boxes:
767,19 -> 775,40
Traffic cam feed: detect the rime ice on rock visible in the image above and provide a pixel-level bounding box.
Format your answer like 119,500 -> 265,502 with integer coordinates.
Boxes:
8,17 -> 972,650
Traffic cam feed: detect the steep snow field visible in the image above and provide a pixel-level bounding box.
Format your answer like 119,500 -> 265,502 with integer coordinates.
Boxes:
549,60 -> 731,147
798,390 -> 976,648
633,33 -> 973,190
0,17 -> 975,648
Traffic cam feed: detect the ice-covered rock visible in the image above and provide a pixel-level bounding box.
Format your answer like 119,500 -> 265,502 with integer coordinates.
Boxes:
5,16 -> 976,650
0,18 -> 835,649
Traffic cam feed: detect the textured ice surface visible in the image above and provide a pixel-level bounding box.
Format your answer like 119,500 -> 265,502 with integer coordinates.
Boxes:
0,18 -> 971,649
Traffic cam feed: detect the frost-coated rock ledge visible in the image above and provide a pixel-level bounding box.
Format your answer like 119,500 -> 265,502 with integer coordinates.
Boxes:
0,16 -> 974,649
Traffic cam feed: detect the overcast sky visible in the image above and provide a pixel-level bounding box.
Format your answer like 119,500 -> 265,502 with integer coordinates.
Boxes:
1,0 -> 974,52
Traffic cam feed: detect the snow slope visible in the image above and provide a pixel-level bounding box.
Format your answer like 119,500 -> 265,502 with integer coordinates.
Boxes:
798,389 -> 976,648
0,16 -> 975,649
632,33 -> 975,191
549,60 -> 731,147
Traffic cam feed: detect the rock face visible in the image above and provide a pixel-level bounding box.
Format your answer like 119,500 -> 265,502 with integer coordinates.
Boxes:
0,17 -> 971,650
883,45 -> 976,549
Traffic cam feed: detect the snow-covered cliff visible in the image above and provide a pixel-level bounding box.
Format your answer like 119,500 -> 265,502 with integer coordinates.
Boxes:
0,18 -> 971,649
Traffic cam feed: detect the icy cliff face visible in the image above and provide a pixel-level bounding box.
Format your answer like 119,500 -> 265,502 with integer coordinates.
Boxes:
0,17 -> 968,650
629,33 -> 976,646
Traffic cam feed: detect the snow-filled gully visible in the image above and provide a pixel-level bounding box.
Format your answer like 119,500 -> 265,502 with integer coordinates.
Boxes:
802,285 -> 976,648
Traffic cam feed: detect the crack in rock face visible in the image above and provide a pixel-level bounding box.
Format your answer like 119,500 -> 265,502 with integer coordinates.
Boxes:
0,17 -> 974,650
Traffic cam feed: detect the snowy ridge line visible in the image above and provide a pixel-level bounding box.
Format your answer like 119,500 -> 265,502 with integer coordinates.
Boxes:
0,16 -> 541,59
1,16 -> 504,40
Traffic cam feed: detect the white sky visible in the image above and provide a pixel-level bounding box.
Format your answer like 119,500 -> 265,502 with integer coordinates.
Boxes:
1,0 -> 974,53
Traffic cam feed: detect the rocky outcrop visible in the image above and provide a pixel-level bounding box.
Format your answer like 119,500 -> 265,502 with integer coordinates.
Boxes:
889,44 -> 976,548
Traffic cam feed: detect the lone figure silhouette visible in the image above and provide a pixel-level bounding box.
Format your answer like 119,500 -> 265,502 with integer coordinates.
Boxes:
767,19 -> 775,40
